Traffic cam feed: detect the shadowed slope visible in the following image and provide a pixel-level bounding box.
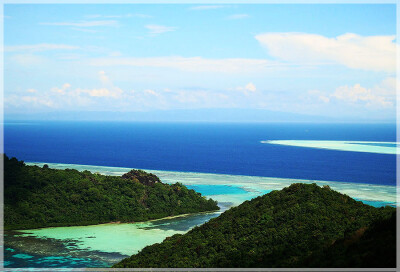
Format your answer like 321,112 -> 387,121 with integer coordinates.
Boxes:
5,155 -> 219,230
114,183 -> 395,268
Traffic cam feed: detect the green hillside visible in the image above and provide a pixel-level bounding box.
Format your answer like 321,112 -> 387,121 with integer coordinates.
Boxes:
114,183 -> 395,268
4,155 -> 219,230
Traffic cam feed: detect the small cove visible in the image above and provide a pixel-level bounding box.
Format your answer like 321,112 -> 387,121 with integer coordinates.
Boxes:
5,162 -> 396,268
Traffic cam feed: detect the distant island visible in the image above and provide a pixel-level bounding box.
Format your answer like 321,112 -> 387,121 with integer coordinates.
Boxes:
114,183 -> 395,268
4,155 -> 219,230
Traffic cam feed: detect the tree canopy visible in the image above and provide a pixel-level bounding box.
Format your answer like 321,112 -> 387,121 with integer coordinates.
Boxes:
114,183 -> 395,268
4,155 -> 219,230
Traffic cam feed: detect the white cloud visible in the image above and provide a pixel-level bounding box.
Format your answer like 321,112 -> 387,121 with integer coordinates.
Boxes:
235,82 -> 257,95
306,90 -> 331,103
190,5 -> 226,10
21,96 -> 55,108
332,83 -> 393,108
82,71 -> 124,98
47,72 -> 124,100
307,77 -> 396,108
318,95 -> 330,103
145,24 -> 177,35
40,20 -> 118,27
255,32 -> 396,73
88,56 -> 274,73
98,70 -> 110,85
227,14 -> 249,20
5,44 -> 79,52
27,89 -> 37,93
372,77 -> 397,96
52,83 -> 71,95
144,89 -> 159,96
79,88 -> 122,98
245,82 -> 256,92
7,84 -> 92,110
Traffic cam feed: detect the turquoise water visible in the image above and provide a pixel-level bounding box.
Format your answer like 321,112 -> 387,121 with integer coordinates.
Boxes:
186,184 -> 248,195
5,162 -> 397,268
13,254 -> 33,259
26,162 -> 396,205
5,122 -> 396,185
263,140 -> 399,155
4,123 -> 397,268
5,251 -> 110,268
353,142 -> 399,148
353,198 -> 396,208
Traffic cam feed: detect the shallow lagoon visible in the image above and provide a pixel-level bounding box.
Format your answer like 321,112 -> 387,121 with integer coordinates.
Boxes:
5,162 -> 397,268
263,140 -> 400,154
26,162 -> 396,205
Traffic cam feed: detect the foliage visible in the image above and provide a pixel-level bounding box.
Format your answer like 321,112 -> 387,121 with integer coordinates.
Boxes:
4,155 -> 219,230
114,183 -> 395,268
302,210 -> 396,267
122,169 -> 161,186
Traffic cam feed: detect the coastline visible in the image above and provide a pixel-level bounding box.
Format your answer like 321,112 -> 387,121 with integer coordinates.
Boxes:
26,160 -> 396,188
13,209 -> 223,232
6,160 -> 397,267
95,209 -> 223,227
262,140 -> 399,154
26,161 -> 397,205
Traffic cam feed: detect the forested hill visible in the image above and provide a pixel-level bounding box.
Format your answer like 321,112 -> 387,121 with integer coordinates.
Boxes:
4,155 -> 219,230
114,183 -> 395,268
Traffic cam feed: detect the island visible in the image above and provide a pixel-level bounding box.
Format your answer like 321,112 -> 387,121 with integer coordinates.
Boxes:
4,155 -> 219,230
114,183 -> 395,268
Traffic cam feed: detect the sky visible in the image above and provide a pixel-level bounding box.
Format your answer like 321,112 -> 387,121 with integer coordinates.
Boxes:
3,4 -> 397,122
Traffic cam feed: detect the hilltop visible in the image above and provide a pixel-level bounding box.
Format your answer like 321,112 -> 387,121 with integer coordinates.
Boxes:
4,155 -> 219,230
114,183 -> 395,268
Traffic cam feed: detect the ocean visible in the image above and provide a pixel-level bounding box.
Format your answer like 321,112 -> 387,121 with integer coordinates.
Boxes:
3,121 -> 397,268
4,121 -> 397,185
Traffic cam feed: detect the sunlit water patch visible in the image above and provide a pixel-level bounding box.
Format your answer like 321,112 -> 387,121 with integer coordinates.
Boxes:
16,216 -> 207,256
4,231 -> 116,268
186,184 -> 248,195
27,162 -> 397,206
5,211 -> 220,268
7,162 -> 396,268
262,140 -> 399,154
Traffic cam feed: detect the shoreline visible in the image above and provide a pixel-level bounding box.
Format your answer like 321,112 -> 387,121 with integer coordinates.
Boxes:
262,140 -> 399,155
11,208 -> 222,232
97,209 -> 222,227
25,161 -> 396,189
25,161 -> 397,206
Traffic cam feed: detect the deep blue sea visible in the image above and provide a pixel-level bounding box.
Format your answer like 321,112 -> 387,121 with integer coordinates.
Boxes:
4,121 -> 396,186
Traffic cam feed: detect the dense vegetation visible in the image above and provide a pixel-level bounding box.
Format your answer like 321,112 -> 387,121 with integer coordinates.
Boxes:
302,211 -> 396,267
114,183 -> 395,268
4,155 -> 219,230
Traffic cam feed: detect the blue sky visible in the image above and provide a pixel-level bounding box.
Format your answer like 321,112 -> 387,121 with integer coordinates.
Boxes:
3,4 -> 397,121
